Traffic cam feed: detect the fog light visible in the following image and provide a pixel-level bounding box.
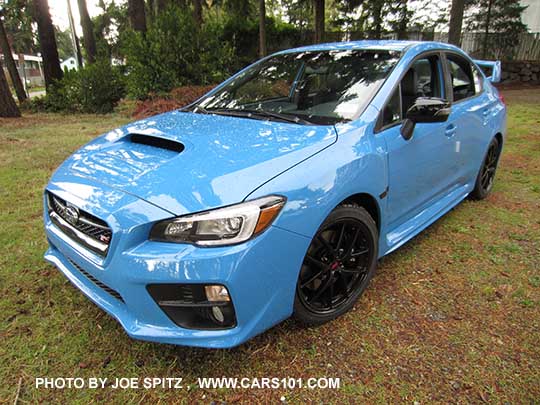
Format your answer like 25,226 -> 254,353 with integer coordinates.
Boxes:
147,284 -> 236,329
212,306 -> 225,323
205,285 -> 230,302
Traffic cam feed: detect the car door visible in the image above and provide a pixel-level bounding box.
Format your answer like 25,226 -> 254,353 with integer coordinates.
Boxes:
443,52 -> 494,185
377,52 -> 457,230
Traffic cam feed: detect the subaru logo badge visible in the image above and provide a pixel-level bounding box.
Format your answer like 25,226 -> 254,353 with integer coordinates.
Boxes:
64,204 -> 80,225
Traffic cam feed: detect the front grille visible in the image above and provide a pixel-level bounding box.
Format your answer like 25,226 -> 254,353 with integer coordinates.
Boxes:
47,192 -> 112,256
67,258 -> 124,303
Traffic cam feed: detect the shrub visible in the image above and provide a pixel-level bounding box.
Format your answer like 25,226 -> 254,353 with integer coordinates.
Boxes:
131,85 -> 215,119
27,61 -> 126,114
122,6 -> 234,99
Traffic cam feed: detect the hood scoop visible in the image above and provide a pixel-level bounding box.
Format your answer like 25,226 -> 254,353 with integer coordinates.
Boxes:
129,133 -> 185,153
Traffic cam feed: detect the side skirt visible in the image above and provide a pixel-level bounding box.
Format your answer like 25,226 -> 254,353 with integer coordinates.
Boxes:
381,183 -> 472,256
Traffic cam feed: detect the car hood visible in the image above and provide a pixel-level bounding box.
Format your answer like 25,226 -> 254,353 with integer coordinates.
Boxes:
54,111 -> 337,215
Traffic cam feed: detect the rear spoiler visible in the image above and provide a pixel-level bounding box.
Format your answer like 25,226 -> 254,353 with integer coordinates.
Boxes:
473,59 -> 502,83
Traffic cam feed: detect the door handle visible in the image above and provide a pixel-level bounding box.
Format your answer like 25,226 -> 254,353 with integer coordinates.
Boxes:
445,123 -> 457,137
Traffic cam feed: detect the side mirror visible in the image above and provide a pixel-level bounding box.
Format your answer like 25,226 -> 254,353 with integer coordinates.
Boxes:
400,118 -> 415,141
405,97 -> 451,123
400,97 -> 451,141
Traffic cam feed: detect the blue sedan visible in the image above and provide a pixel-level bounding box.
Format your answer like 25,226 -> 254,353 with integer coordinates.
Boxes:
43,40 -> 506,348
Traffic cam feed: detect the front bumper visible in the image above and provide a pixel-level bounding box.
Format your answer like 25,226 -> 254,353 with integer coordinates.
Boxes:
43,184 -> 311,348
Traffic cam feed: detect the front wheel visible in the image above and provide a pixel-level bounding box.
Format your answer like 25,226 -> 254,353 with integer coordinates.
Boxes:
293,205 -> 378,325
470,137 -> 500,200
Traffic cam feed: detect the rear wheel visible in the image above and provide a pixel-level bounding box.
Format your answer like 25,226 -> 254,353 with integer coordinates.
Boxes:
470,137 -> 500,200
293,205 -> 378,325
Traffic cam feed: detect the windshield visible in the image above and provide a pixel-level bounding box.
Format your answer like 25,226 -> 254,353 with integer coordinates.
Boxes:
192,49 -> 401,125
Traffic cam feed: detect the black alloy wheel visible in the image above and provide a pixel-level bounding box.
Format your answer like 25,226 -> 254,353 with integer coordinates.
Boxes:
293,205 -> 378,325
471,137 -> 501,200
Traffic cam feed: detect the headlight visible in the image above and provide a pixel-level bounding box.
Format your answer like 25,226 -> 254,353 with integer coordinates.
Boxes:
149,195 -> 286,246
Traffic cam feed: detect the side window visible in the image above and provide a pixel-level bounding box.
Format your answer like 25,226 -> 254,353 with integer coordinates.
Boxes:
381,87 -> 401,127
401,55 -> 442,115
447,55 -> 475,101
379,54 -> 443,130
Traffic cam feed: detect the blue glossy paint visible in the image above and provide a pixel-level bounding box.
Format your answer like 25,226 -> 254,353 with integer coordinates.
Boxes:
44,40 -> 506,347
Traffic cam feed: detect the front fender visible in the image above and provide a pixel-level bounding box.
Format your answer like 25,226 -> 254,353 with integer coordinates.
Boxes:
246,107 -> 388,253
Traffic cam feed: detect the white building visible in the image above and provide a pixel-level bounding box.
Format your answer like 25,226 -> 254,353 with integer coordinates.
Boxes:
0,53 -> 44,87
61,56 -> 78,71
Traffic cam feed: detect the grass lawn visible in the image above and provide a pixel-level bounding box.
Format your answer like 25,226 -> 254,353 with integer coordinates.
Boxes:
1,90 -> 539,403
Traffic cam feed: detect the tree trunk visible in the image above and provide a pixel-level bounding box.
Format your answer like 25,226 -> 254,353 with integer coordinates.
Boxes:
373,1 -> 383,39
482,0 -> 493,59
259,0 -> 267,57
67,0 -> 83,67
448,0 -> 465,46
396,0 -> 409,40
0,59 -> 21,118
128,0 -> 147,32
32,0 -> 63,88
0,18 -> 27,102
193,0 -> 203,28
156,0 -> 167,13
313,0 -> 324,43
77,0 -> 97,63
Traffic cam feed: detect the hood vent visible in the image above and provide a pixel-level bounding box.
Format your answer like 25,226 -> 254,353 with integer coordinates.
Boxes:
129,134 -> 185,153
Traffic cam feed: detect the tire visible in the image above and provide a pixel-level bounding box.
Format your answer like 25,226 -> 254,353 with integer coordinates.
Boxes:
470,137 -> 500,200
293,205 -> 378,325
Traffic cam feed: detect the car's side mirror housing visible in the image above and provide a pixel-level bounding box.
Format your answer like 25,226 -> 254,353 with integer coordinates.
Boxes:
400,97 -> 451,141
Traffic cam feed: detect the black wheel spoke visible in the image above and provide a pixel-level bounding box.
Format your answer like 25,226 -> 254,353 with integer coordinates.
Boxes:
310,275 -> 333,302
337,271 -> 349,293
300,269 -> 325,288
328,279 -> 335,309
351,247 -> 369,257
336,224 -> 346,252
304,254 -> 328,270
343,227 -> 361,259
480,145 -> 498,192
339,266 -> 367,274
316,235 -> 336,259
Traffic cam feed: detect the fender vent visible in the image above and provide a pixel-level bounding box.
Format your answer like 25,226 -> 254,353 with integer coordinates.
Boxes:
129,134 -> 184,153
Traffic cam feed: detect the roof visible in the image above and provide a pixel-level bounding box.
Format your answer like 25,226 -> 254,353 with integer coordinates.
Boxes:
0,53 -> 43,62
276,40 -> 462,55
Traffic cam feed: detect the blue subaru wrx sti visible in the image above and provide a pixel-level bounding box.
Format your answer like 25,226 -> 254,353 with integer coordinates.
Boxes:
44,40 -> 506,348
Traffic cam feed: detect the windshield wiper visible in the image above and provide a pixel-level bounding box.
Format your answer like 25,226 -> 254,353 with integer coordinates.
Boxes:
190,105 -> 211,114
209,108 -> 314,125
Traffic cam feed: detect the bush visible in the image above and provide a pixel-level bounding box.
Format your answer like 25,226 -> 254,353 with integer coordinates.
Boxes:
122,6 -> 234,99
131,85 -> 215,119
27,61 -> 126,114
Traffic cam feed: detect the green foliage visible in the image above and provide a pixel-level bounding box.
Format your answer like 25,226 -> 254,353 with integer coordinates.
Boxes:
1,0 -> 37,54
222,16 -> 305,70
55,27 -> 75,62
28,60 -> 126,113
121,6 -> 234,99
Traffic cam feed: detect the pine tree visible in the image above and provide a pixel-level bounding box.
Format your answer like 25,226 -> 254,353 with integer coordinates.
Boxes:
77,0 -> 97,63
